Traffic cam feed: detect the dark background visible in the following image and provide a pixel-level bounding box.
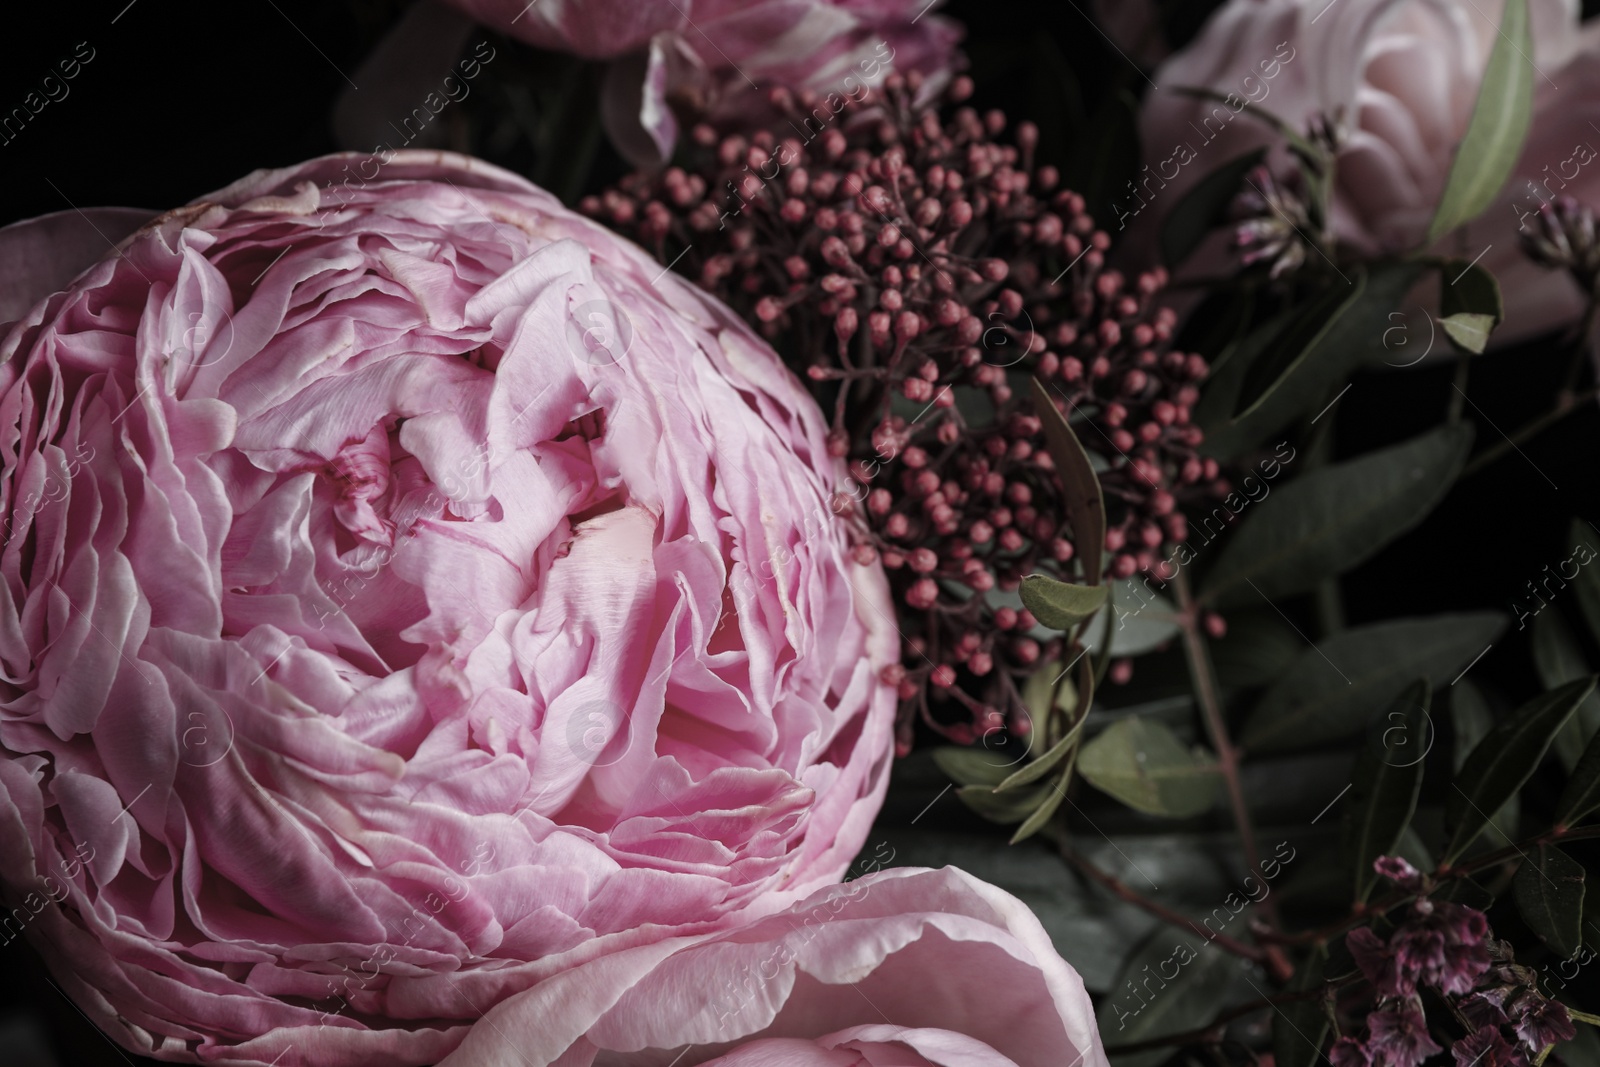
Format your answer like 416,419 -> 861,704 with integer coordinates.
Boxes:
1,0 -> 1598,1063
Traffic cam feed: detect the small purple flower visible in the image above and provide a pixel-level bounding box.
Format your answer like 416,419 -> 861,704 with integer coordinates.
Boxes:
1330,1035 -> 1376,1067
1509,993 -> 1575,1052
1374,856 -> 1424,891
1459,988 -> 1511,1030
1348,926 -> 1413,999
1451,1026 -> 1529,1067
1367,1000 -> 1443,1067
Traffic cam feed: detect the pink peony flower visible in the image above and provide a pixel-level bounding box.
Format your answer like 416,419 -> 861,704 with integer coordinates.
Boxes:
433,865 -> 1110,1067
0,151 -> 897,1064
438,0 -> 962,165
1134,0 -> 1600,343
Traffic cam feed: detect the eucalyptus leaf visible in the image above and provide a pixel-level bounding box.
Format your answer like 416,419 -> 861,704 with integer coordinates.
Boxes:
1533,608 -> 1600,772
1514,844 -> 1585,958
1444,676 -> 1597,863
1079,717 -> 1221,817
1202,424 -> 1473,606
1242,613 -> 1505,753
1030,377 -> 1106,581
1427,0 -> 1534,241
1160,148 -> 1266,268
1343,680 -> 1430,902
1021,574 -> 1109,631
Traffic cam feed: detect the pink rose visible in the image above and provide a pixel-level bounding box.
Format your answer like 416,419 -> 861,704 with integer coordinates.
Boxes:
437,0 -> 961,164
0,151 -> 897,1064
1136,0 -> 1600,342
434,866 -> 1110,1067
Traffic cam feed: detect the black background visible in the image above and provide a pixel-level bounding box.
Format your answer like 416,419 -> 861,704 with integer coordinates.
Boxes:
1,1 -> 1598,1063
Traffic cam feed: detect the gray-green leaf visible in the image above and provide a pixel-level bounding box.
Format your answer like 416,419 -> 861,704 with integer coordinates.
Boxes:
1533,608 -> 1600,772
1202,424 -> 1473,606
1021,574 -> 1109,631
1079,717 -> 1220,817
1242,613 -> 1505,753
1427,0 -> 1534,241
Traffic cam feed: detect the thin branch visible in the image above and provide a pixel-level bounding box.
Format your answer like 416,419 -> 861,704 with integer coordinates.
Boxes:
1102,975 -> 1363,1054
1173,574 -> 1288,954
1057,844 -> 1269,965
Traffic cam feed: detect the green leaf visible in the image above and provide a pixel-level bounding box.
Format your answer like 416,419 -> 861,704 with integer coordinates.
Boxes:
1452,680 -> 1519,844
1427,0 -> 1535,241
1234,279 -> 1363,419
1343,680 -> 1431,902
1445,677 -> 1598,863
1439,313 -> 1497,355
1021,574 -> 1109,631
1242,613 -> 1505,753
1100,931 -> 1239,1067
1030,377 -> 1106,582
1201,425 -> 1473,606
1570,518 -> 1600,644
1202,263 -> 1428,460
1273,949 -> 1331,1067
1160,148 -> 1266,268
933,747 -> 1013,788
1010,773 -> 1069,843
1440,258 -> 1504,324
998,723 -> 1082,792
1514,844 -> 1586,958
1556,719 -> 1600,828
1211,609 -> 1303,688
956,780 -> 1051,823
1079,717 -> 1220,817
1533,608 -> 1600,772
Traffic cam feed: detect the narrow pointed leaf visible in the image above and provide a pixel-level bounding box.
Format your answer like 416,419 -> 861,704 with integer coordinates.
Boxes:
1514,844 -> 1585,958
1427,0 -> 1534,241
1445,677 -> 1597,863
1202,424 -> 1473,606
1533,608 -> 1600,771
1031,377 -> 1106,582
1242,613 -> 1505,753
1343,680 -> 1431,902
1010,772 -> 1069,843
1556,722 -> 1600,828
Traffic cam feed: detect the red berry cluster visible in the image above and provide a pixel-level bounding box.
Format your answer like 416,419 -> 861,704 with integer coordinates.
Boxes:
585,74 -> 1216,751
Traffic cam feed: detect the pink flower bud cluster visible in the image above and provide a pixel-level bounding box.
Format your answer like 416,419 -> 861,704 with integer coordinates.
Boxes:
585,74 -> 1214,749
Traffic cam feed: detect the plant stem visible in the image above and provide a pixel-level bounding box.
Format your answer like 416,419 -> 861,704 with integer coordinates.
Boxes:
1458,386 -> 1599,479
1447,352 -> 1470,424
1057,843 -> 1269,965
1173,571 -> 1292,980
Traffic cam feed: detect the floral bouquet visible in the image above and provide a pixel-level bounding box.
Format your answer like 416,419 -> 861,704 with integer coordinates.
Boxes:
0,1 -> 1599,1066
